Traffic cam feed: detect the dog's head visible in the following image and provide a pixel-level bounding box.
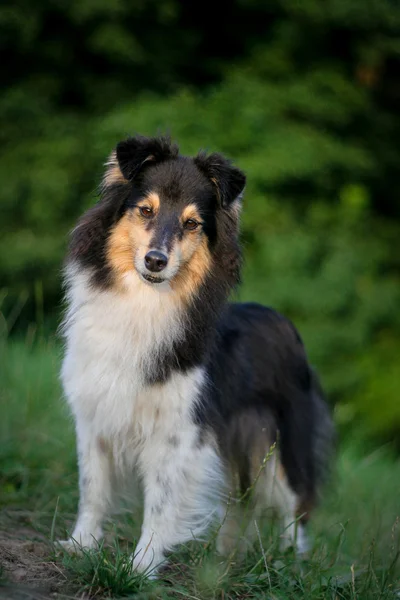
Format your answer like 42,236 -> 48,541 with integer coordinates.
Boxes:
70,135 -> 246,296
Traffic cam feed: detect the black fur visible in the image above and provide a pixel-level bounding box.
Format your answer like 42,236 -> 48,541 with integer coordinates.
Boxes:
194,151 -> 246,208
196,303 -> 333,513
116,135 -> 179,181
68,183 -> 131,288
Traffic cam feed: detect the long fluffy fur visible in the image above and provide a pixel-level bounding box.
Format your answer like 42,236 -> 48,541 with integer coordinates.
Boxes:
59,135 -> 334,575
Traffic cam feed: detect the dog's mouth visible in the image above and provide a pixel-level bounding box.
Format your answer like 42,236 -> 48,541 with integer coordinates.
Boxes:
140,273 -> 166,285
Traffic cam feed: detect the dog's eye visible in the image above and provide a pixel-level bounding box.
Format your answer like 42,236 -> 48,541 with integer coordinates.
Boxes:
184,219 -> 199,231
139,206 -> 153,218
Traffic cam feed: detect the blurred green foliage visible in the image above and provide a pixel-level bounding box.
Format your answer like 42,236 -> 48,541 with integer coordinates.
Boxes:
1,0 -> 400,442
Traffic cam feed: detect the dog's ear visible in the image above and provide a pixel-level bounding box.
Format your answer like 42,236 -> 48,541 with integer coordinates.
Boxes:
194,152 -> 246,208
115,135 -> 179,181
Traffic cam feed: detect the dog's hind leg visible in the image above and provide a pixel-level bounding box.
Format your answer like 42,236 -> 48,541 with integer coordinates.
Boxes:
217,451 -> 307,557
257,453 -> 307,554
216,497 -> 248,557
58,422 -> 113,552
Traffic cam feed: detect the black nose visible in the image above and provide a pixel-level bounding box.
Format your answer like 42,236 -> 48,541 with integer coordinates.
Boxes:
144,250 -> 168,273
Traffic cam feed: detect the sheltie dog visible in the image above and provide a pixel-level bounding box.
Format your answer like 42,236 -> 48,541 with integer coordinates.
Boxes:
59,135 -> 333,576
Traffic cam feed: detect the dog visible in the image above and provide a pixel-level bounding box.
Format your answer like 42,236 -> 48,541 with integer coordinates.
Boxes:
59,135 -> 333,576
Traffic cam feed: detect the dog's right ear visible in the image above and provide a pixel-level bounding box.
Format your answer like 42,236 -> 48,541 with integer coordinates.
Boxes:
115,135 -> 179,181
194,152 -> 246,209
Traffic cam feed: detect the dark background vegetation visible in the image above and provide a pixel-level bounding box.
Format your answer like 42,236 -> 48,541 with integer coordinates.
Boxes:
1,3 -> 400,598
1,0 -> 400,444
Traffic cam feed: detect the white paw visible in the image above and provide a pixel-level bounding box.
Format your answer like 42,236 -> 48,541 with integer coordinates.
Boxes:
56,538 -> 84,555
279,524 -> 308,555
279,533 -> 295,552
56,533 -> 101,555
295,526 -> 309,555
216,531 -> 249,558
131,544 -> 165,579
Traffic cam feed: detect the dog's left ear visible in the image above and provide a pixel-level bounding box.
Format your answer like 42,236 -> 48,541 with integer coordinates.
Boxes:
194,152 -> 246,208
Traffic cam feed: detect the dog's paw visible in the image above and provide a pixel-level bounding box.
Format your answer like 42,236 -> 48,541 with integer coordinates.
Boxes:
279,524 -> 309,555
55,539 -> 83,555
130,544 -> 165,579
55,534 -> 100,555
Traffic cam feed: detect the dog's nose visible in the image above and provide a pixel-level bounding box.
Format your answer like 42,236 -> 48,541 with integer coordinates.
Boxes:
144,250 -> 168,272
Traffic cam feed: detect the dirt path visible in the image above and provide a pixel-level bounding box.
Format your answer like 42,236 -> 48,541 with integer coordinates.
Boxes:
0,528 -> 70,600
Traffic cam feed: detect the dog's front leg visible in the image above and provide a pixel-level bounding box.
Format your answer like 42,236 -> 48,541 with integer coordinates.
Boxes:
131,435 -> 220,578
58,421 -> 113,552
131,471 -> 181,576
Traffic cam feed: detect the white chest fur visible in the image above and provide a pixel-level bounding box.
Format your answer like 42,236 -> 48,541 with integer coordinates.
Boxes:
59,268 -> 223,571
61,267 -> 203,443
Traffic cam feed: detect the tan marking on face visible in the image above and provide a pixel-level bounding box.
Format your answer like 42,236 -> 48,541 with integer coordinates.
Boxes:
108,196 -> 211,294
181,204 -> 202,225
138,192 -> 160,213
171,234 -> 212,302
103,151 -> 128,187
107,210 -> 153,285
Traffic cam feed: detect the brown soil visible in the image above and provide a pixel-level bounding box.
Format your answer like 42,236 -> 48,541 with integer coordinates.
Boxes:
0,528 -> 71,600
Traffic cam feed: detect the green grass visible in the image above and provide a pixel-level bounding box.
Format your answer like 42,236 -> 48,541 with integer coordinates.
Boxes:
1,337 -> 400,599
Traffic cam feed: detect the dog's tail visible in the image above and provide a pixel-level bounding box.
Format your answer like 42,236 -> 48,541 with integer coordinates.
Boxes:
310,370 -> 336,488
